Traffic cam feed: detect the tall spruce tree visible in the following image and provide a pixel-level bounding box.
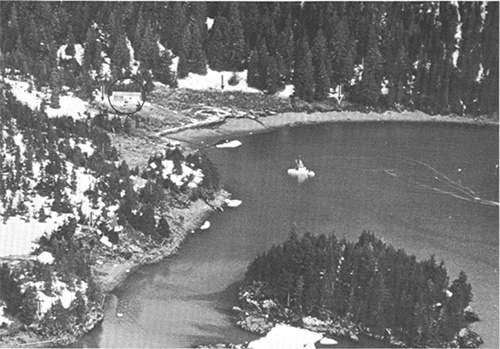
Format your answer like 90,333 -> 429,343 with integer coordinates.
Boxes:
227,3 -> 246,71
293,36 -> 315,102
177,18 -> 207,78
138,20 -> 160,71
206,16 -> 230,71
312,29 -> 331,100
479,1 -> 499,115
359,18 -> 382,106
111,34 -> 131,78
328,11 -> 355,87
83,26 -> 102,74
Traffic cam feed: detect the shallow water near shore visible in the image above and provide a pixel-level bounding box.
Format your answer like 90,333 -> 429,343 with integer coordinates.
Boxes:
75,122 -> 498,348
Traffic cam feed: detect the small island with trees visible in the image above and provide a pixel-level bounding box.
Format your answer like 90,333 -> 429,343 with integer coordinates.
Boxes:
236,230 -> 483,348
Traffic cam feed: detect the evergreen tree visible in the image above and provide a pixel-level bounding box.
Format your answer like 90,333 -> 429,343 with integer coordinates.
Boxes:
226,3 -> 246,71
177,18 -> 207,78
266,55 -> 282,95
246,48 -> 260,89
479,1 -> 499,115
312,29 -> 331,100
293,36 -> 315,102
162,2 -> 187,56
65,24 -> 76,57
18,285 -> 38,325
156,217 -> 171,239
83,26 -> 102,74
137,20 -> 159,71
139,203 -> 156,235
133,9 -> 145,55
49,68 -> 61,109
328,11 -> 355,87
206,16 -> 229,71
107,8 -> 124,55
359,19 -> 382,106
277,13 -> 295,83
111,34 -> 131,78
457,2 -> 482,115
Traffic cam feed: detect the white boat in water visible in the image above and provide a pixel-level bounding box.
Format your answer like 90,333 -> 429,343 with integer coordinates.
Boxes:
215,139 -> 242,149
287,158 -> 315,181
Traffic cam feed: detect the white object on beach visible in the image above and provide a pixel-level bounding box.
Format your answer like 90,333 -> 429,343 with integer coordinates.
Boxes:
225,199 -> 242,208
215,140 -> 242,148
116,313 -> 124,318
200,221 -> 211,230
320,337 -> 338,345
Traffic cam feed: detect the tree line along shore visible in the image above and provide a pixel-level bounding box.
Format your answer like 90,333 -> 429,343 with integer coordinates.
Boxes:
1,2 -> 498,118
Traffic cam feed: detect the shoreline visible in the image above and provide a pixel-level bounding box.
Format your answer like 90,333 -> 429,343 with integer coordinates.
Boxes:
159,109 -> 498,145
93,190 -> 230,294
161,109 -> 495,349
28,109 -> 495,348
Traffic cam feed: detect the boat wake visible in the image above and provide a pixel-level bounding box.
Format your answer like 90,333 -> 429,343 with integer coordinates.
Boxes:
404,159 -> 499,207
323,155 -> 498,207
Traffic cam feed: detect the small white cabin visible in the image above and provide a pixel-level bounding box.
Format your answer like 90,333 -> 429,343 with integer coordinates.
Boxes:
111,91 -> 142,106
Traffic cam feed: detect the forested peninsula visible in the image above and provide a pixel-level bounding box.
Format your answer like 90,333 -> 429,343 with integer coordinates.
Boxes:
236,230 -> 483,348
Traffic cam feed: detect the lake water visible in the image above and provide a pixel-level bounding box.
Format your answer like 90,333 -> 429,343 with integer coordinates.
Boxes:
75,122 -> 498,348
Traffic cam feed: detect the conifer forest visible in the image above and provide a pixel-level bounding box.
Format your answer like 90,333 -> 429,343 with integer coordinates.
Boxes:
0,1 -> 497,348
0,1 -> 498,115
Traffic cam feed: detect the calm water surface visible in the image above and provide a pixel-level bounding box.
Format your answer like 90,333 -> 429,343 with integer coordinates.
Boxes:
76,122 -> 498,348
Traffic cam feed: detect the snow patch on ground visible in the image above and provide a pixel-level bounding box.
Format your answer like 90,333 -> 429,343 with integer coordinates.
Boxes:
24,278 -> 88,316
177,67 -> 261,93
76,140 -> 95,156
278,85 -> 294,98
0,215 -> 70,257
37,251 -> 54,264
2,78 -> 41,110
3,77 -> 89,120
248,324 -> 323,349
0,306 -> 12,326
157,160 -> 204,188
57,44 -> 84,66
45,95 -> 88,119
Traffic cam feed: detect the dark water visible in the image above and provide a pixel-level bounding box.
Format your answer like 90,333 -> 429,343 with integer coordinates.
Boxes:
75,122 -> 498,348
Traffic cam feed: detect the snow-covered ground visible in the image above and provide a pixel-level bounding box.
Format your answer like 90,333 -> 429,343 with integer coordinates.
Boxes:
248,324 -> 324,349
57,44 -> 84,66
2,77 -> 89,120
0,131 -> 108,258
21,278 -> 88,316
150,159 -> 204,189
0,305 -> 12,326
176,65 -> 262,94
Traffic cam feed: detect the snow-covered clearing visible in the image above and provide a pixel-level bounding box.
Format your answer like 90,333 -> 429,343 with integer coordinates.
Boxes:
2,77 -> 89,120
0,215 -> 68,257
172,59 -> 260,93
